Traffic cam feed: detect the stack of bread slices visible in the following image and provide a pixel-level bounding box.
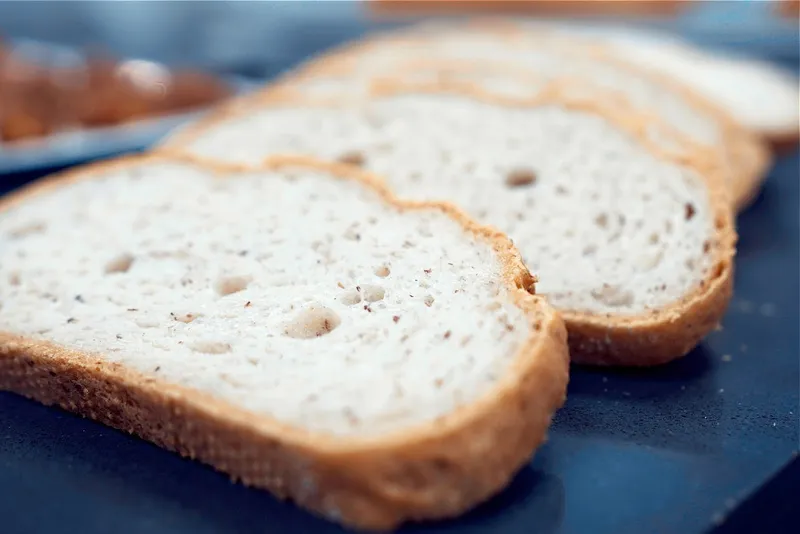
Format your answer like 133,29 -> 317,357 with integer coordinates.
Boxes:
1,19 -> 797,530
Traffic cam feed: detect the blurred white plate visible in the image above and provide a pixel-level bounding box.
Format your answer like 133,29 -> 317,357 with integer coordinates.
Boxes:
0,39 -> 259,175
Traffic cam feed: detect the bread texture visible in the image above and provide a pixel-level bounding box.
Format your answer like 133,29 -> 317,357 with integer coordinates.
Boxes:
544,22 -> 800,151
161,80 -> 737,366
251,20 -> 771,213
0,154 -> 569,530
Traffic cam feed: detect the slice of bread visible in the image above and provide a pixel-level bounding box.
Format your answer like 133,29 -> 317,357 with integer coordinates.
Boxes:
0,154 -> 569,530
540,22 -> 800,151
252,21 -> 771,213
161,81 -> 737,366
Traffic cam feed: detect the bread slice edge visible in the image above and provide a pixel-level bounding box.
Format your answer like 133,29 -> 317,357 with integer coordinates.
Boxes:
0,153 -> 570,530
255,20 -> 773,213
160,77 -> 738,367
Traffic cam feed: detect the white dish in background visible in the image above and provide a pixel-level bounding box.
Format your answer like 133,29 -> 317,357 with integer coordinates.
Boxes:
0,38 -> 259,175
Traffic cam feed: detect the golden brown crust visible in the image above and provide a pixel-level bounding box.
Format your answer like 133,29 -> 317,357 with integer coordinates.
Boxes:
0,153 -> 569,530
159,75 -> 737,368
566,38 -> 773,215
252,20 -> 771,214
727,126 -> 774,213
470,20 -> 773,213
564,256 -> 733,367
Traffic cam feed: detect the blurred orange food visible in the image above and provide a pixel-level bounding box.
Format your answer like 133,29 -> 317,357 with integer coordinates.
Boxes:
777,0 -> 800,18
0,40 -> 233,143
366,0 -> 690,17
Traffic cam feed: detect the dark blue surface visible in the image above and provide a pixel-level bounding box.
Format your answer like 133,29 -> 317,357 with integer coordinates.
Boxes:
1,14 -> 799,534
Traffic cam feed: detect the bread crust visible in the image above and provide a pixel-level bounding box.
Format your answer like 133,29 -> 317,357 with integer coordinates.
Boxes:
552,32 -> 774,214
247,20 -> 772,214
415,18 -> 773,213
474,20 -> 774,213
0,153 -> 569,530
160,75 -> 737,367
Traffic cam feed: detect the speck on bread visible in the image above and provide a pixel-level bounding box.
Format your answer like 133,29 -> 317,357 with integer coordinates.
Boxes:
0,154 -> 569,530
162,79 -> 737,367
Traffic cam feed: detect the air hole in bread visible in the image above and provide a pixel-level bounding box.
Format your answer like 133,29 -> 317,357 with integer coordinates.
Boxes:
685,258 -> 695,270
339,288 -> 361,306
188,341 -> 232,354
8,221 -> 46,239
8,272 -> 21,286
715,215 -> 726,230
639,251 -> 664,271
430,457 -> 452,472
343,226 -> 361,241
361,285 -> 385,302
703,241 -> 711,253
595,213 -> 608,229
582,245 -> 597,257
685,203 -> 696,221
220,373 -> 243,387
135,317 -> 160,329
374,265 -> 391,278
590,284 -> 634,307
282,171 -> 300,182
337,151 -> 365,167
214,275 -> 251,296
105,253 -> 134,274
555,185 -> 569,196
712,262 -> 726,280
150,249 -> 191,260
173,312 -> 202,324
505,168 -> 537,188
649,233 -> 660,245
424,295 -> 435,307
284,305 -> 341,339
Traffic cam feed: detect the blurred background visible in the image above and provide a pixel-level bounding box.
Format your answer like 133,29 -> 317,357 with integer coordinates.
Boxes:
1,0 -> 798,76
0,1 -> 797,173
